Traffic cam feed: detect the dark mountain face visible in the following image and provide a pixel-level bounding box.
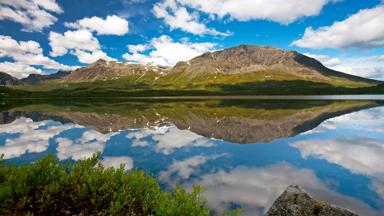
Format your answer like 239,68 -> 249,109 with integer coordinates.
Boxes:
21,71 -> 71,84
0,72 -> 20,86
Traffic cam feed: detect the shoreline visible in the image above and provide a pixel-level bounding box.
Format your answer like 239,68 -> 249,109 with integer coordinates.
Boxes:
3,94 -> 384,101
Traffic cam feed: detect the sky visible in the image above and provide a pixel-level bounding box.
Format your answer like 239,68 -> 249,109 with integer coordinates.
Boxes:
0,0 -> 383,80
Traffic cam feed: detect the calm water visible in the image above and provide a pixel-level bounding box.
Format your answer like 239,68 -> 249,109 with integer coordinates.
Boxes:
1,99 -> 384,216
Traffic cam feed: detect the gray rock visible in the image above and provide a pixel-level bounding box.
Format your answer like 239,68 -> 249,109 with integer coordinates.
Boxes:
265,185 -> 358,216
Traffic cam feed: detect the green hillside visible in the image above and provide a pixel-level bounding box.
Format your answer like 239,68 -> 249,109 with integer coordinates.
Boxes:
3,69 -> 382,98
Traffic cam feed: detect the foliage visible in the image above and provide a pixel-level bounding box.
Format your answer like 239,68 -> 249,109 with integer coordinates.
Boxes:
0,154 -> 210,216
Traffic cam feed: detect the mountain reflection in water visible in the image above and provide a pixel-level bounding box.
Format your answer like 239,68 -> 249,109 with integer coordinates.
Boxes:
0,99 -> 383,216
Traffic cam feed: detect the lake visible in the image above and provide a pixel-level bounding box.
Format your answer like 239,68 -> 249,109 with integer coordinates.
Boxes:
1,98 -> 383,216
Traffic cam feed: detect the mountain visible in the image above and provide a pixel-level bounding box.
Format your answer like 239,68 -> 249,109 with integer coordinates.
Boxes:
171,45 -> 378,84
50,45 -> 380,89
22,45 -> 375,86
0,72 -> 20,86
21,71 -> 71,84
60,59 -> 170,83
4,45 -> 383,96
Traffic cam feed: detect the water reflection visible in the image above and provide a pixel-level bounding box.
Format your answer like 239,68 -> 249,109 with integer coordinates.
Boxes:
127,126 -> 213,155
0,117 -> 78,159
186,164 -> 380,216
0,99 -> 384,216
101,156 -> 134,171
1,100 -> 380,144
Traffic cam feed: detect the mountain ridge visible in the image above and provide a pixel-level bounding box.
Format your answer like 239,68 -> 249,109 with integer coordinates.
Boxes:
171,45 -> 378,84
2,45 -> 383,96
48,45 -> 377,87
60,59 -> 170,83
0,72 -> 21,86
21,71 -> 71,84
3,45 -> 382,85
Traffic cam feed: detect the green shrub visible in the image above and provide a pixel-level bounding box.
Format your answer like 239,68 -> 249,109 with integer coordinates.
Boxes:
0,154 -> 210,216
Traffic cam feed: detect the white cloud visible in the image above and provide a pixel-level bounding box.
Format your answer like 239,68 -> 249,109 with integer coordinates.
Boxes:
291,119 -> 384,209
65,15 -> 129,35
376,55 -> 384,61
101,156 -> 134,171
0,62 -> 43,78
0,117 -> 76,159
49,29 -> 116,64
71,50 -> 115,65
305,53 -> 341,67
0,35 -> 41,55
187,163 -> 380,216
154,0 -> 337,35
153,126 -> 213,154
33,0 -> 63,13
291,107 -> 384,179
371,180 -> 384,199
126,125 -> 214,155
305,107 -> 384,136
49,30 -> 100,57
127,127 -> 169,147
292,5 -> 384,49
153,0 -> 229,36
292,137 -> 384,179
161,156 -> 209,180
127,44 -> 148,53
0,116 -> 118,161
159,154 -> 224,185
56,130 -> 116,160
123,35 -> 215,66
305,53 -> 384,80
0,117 -> 44,134
0,34 -> 75,78
0,0 -> 62,32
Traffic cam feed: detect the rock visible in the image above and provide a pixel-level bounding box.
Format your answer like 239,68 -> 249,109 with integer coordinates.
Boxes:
265,185 -> 359,216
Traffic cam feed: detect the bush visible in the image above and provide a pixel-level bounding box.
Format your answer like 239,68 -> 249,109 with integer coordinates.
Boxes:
0,154 -> 210,216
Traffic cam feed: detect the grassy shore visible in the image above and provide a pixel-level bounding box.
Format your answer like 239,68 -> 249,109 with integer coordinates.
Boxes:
0,154 -> 210,216
1,81 -> 384,99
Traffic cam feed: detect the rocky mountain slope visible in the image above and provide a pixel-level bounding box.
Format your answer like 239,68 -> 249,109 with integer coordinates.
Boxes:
2,45 -> 382,92
60,59 -> 170,83
0,72 -> 20,86
52,45 -> 379,87
0,71 -> 70,86
171,45 -> 378,84
21,71 -> 70,84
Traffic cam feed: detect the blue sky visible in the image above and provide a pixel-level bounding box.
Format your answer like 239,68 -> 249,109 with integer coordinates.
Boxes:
0,0 -> 383,79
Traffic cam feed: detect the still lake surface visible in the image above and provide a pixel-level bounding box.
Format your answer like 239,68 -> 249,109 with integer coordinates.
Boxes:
1,98 -> 383,215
